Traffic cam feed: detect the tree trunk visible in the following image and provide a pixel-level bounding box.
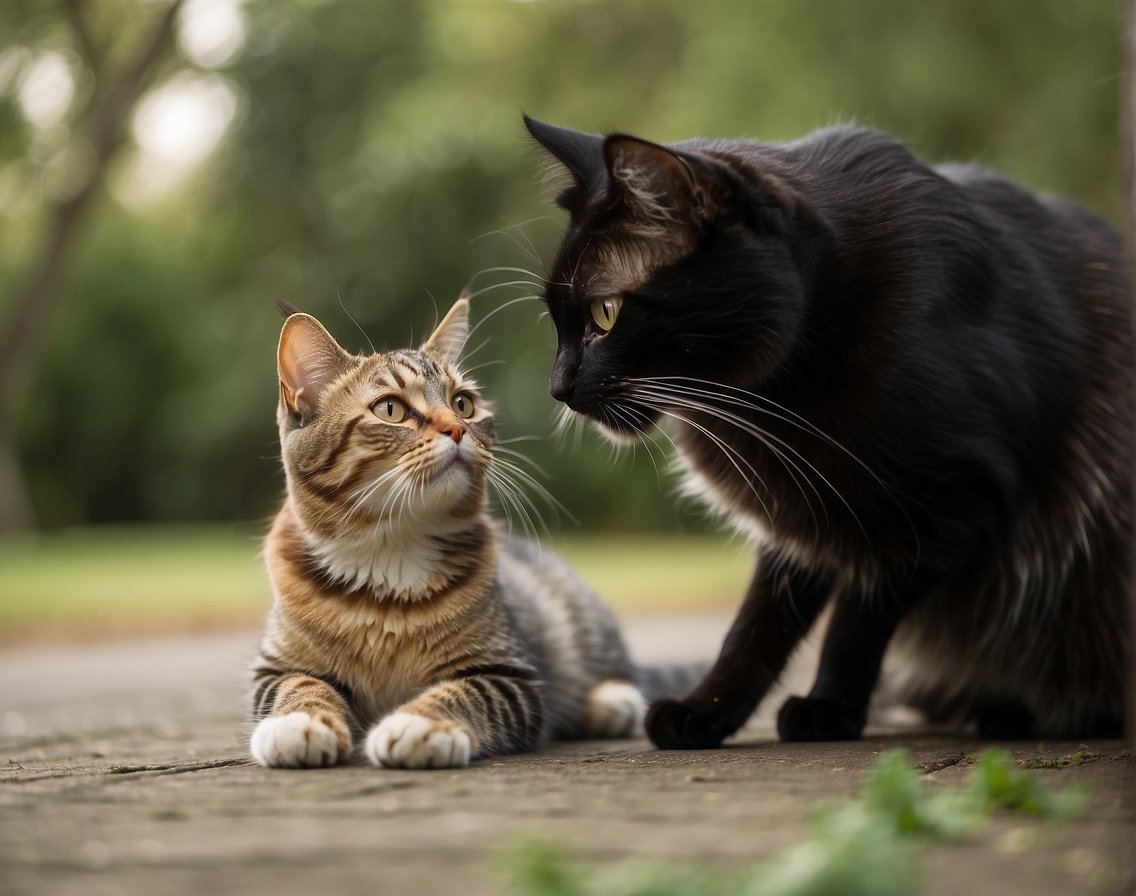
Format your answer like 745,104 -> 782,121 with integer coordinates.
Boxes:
0,0 -> 184,534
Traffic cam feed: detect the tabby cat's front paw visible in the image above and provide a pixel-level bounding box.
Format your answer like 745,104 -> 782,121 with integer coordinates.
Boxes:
365,712 -> 472,769
776,695 -> 864,741
645,698 -> 730,749
250,711 -> 344,768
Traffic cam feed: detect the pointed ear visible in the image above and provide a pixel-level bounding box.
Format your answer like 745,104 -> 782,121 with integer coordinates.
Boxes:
603,135 -> 727,224
524,114 -> 605,190
277,313 -> 351,420
421,295 -> 470,366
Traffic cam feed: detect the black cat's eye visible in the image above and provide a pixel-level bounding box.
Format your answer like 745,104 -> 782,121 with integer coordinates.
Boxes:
590,296 -> 622,333
372,396 -> 408,423
451,392 -> 475,419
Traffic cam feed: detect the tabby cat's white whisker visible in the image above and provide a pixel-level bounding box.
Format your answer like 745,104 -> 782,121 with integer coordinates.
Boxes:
487,464 -> 548,539
492,455 -> 576,525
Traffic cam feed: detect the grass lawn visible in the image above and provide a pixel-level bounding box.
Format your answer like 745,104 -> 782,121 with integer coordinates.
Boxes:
0,525 -> 749,645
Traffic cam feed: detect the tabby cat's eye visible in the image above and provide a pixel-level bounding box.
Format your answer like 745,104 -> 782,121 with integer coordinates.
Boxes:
590,296 -> 622,333
451,392 -> 475,419
372,396 -> 408,423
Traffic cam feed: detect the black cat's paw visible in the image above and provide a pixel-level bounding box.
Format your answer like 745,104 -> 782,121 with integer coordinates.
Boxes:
645,698 -> 729,749
975,700 -> 1035,739
776,695 -> 864,741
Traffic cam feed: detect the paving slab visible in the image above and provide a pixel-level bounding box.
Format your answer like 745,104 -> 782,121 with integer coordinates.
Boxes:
0,613 -> 1132,896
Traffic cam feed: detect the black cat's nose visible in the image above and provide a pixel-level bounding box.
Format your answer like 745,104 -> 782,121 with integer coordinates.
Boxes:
549,352 -> 577,403
549,369 -> 574,403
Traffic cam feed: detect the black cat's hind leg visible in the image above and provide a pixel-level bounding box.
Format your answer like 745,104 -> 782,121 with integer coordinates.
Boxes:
974,698 -> 1036,739
647,552 -> 833,750
777,587 -> 918,742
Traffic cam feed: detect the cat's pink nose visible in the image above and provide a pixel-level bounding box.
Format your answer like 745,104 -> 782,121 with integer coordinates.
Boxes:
439,421 -> 465,444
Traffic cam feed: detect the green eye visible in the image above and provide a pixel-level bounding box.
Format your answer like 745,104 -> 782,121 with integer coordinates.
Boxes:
451,392 -> 475,419
590,296 -> 622,333
372,397 -> 408,423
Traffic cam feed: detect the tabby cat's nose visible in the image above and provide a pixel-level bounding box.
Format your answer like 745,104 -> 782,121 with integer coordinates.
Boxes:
438,422 -> 465,443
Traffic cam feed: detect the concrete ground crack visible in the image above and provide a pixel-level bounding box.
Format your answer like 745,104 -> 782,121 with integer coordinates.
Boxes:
916,752 -> 966,775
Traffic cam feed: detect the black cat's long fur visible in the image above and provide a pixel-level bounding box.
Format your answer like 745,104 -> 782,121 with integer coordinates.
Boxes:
525,116 -> 1132,745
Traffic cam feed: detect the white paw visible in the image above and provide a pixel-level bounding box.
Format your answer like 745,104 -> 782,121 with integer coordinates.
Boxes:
364,712 -> 472,769
584,681 -> 647,738
250,712 -> 342,768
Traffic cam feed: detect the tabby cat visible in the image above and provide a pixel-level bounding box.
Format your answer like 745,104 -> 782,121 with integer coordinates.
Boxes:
525,115 -> 1131,745
249,296 -> 692,769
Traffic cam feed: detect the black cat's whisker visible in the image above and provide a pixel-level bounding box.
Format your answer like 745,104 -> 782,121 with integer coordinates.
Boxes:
629,385 -> 830,534
631,374 -> 886,538
625,396 -> 775,522
464,277 -> 546,300
472,222 -> 548,269
463,294 -> 544,351
630,403 -> 687,483
636,375 -> 892,495
461,358 -> 507,375
466,266 -> 548,292
498,215 -> 548,268
459,335 -> 493,364
608,402 -> 670,489
552,404 -> 580,440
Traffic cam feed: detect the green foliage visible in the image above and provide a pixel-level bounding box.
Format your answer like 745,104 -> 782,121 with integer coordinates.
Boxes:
1,0 -> 1124,528
968,748 -> 1087,818
502,748 -> 1086,896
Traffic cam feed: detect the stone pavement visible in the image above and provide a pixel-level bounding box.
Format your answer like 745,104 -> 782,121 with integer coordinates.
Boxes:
0,613 -> 1132,896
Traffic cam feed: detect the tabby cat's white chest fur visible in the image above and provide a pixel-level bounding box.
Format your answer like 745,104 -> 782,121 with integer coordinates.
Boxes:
309,524 -> 449,599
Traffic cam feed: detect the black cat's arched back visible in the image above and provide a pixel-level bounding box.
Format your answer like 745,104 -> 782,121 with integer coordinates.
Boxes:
527,117 -> 1132,743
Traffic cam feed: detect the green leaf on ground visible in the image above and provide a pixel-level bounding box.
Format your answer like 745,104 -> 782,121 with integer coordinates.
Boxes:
503,747 -> 1086,896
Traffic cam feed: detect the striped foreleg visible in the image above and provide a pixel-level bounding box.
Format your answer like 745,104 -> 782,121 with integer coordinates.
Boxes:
364,665 -> 544,769
250,667 -> 353,768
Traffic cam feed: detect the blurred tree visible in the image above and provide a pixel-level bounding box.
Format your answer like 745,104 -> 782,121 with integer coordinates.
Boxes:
0,0 -> 184,532
0,0 -> 1125,533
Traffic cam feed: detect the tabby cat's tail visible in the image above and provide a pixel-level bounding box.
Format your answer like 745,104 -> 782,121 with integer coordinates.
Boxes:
634,662 -> 708,702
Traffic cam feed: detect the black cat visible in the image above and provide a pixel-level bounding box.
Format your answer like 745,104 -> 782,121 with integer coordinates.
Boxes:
525,115 -> 1131,745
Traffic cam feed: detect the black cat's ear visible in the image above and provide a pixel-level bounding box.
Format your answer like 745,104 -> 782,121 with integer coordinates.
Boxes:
524,115 -> 605,194
603,135 -> 727,225
277,313 -> 351,420
420,294 -> 470,367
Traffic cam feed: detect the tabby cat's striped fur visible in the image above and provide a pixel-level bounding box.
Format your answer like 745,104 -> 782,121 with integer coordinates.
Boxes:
249,298 -> 688,769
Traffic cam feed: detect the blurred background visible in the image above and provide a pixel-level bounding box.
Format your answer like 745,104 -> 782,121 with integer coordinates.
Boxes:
0,0 -> 1125,640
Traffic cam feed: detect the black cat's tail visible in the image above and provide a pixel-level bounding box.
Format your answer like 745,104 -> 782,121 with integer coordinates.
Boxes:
634,662 -> 708,702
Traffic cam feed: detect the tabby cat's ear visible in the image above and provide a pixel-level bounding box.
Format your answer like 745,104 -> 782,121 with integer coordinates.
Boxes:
421,296 -> 470,366
524,115 -> 605,190
277,313 -> 351,419
603,135 -> 727,225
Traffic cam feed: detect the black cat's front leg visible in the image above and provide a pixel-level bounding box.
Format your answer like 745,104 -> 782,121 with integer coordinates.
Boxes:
647,551 -> 834,749
777,583 -> 920,741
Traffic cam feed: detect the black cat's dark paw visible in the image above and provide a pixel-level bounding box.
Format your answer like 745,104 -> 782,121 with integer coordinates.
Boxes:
776,695 -> 864,741
975,700 -> 1035,739
645,698 -> 729,749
